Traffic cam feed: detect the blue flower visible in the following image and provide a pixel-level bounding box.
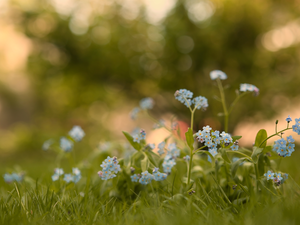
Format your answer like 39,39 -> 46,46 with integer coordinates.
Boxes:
132,129 -> 146,143
60,137 -> 73,152
131,174 -> 139,182
222,133 -> 232,144
282,173 -> 288,183
52,168 -> 64,181
63,174 -> 74,183
286,115 -> 292,123
72,168 -> 81,183
286,135 -> 295,143
157,142 -> 165,155
153,171 -> 167,181
240,83 -> 259,95
52,173 -> 59,181
192,96 -> 208,110
174,89 -> 193,108
163,158 -> 176,173
184,155 -> 190,161
209,148 -> 218,157
210,70 -> 227,80
42,139 -> 53,151
264,170 -> 274,180
140,98 -> 154,110
212,130 -> 220,137
98,156 -> 121,180
3,174 -> 14,183
130,107 -> 140,120
203,125 -> 212,133
167,143 -> 180,158
292,118 -> 300,135
68,126 -> 85,142
230,144 -> 239,151
139,171 -> 153,185
275,173 -> 283,181
54,168 -> 64,176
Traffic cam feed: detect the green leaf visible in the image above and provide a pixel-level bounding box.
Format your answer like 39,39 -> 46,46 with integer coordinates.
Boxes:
219,148 -> 231,163
251,147 -> 263,163
141,154 -> 149,171
232,136 -> 242,142
122,131 -> 142,151
254,129 -> 267,148
257,154 -> 265,176
185,128 -> 194,150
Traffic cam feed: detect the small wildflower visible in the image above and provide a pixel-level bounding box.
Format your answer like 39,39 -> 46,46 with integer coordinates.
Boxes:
153,171 -> 167,181
174,89 -> 193,108
230,144 -> 239,151
184,155 -> 190,161
133,129 -> 146,144
3,174 -> 14,183
209,70 -> 227,80
232,184 -> 237,190
264,170 -> 274,180
286,115 -> 292,123
139,171 -> 153,185
60,137 -> 73,152
192,96 -> 208,110
63,174 -> 74,183
98,156 -> 121,180
157,142 -> 165,155
68,126 -> 85,142
240,83 -> 259,96
140,97 -> 154,110
292,118 -> 300,135
131,174 -> 139,182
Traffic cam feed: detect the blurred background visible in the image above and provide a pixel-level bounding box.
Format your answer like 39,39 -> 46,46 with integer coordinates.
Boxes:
0,0 -> 300,180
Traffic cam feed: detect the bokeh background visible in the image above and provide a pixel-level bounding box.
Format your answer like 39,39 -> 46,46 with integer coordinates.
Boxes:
1,0 -> 300,180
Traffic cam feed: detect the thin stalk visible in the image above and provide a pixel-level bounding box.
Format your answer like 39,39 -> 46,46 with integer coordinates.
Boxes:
259,128 -> 292,148
216,78 -> 229,132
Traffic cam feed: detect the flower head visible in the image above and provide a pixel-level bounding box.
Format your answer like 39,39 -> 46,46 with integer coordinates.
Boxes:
157,142 -> 165,155
98,156 -> 121,180
210,70 -> 227,80
264,170 -> 274,180
60,137 -> 73,152
286,115 -> 292,123
68,126 -> 85,142
140,98 -> 154,110
192,96 -> 208,110
174,89 -> 193,108
240,83 -> 259,96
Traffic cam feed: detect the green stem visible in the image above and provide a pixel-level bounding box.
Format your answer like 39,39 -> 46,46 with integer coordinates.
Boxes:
187,153 -> 193,188
259,128 -> 292,148
216,78 -> 229,132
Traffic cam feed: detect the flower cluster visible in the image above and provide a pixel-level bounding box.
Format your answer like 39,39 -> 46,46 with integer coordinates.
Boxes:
264,170 -> 288,186
130,97 -> 154,120
292,118 -> 300,135
133,129 -> 146,143
157,141 -> 165,155
52,168 -> 81,183
196,126 -> 237,159
60,137 -> 73,152
162,143 -> 179,173
3,173 -> 24,183
68,126 -> 85,142
273,135 -> 295,157
98,156 -> 121,180
131,168 -> 167,185
209,70 -> 227,80
240,83 -> 259,95
174,89 -> 208,110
